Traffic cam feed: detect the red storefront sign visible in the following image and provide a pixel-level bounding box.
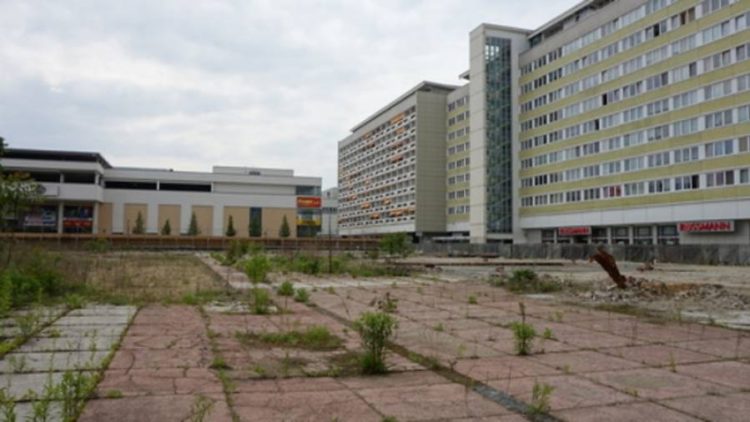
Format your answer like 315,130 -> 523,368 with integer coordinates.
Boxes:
296,196 -> 321,208
558,226 -> 591,236
678,220 -> 734,233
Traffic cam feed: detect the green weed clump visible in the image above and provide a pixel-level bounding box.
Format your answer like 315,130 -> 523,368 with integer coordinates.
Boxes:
490,269 -> 562,294
244,254 -> 271,283
250,287 -> 271,315
511,321 -> 536,356
237,325 -> 342,351
354,311 -> 397,374
294,288 -> 310,303
528,381 -> 554,415
277,281 -> 295,297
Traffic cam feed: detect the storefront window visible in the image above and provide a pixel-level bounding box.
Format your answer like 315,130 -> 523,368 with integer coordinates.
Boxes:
63,205 -> 93,234
22,205 -> 58,233
296,210 -> 321,238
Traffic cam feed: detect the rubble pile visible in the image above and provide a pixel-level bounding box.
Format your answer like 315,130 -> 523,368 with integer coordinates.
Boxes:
579,278 -> 750,310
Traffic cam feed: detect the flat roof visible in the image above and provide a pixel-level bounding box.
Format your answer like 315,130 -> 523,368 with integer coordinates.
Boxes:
349,81 -> 459,133
3,148 -> 112,168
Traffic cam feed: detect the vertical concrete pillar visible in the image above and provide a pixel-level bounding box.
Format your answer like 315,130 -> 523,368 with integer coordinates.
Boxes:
57,203 -> 64,234
92,203 -> 99,235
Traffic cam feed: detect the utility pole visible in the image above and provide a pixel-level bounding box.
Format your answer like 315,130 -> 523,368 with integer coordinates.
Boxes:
327,210 -> 333,273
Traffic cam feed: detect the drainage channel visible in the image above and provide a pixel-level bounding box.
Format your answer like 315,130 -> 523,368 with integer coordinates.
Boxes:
313,304 -> 562,422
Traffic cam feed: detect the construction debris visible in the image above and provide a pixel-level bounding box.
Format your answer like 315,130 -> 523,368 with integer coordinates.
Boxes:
589,246 -> 630,289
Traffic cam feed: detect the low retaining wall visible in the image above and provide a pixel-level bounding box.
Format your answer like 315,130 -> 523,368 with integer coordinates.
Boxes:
418,243 -> 750,266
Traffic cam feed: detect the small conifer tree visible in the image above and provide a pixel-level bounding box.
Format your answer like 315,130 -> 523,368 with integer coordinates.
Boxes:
133,211 -> 145,234
188,212 -> 200,236
226,215 -> 237,237
161,219 -> 171,235
279,215 -> 290,238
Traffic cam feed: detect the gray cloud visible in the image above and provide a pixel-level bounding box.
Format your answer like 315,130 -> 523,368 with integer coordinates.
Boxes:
0,0 -> 574,187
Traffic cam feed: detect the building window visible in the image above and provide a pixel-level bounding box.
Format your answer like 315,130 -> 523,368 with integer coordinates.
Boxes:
634,226 -> 653,245
658,225 -> 679,245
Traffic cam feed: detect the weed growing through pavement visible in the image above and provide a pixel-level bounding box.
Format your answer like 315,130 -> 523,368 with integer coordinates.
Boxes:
209,356 -> 232,370
542,328 -> 554,340
0,388 -> 16,422
278,281 -> 295,297
372,292 -> 398,313
294,288 -> 310,303
528,380 -> 554,415
190,394 -> 215,422
250,287 -> 271,315
512,303 -> 536,356
244,254 -> 271,283
236,325 -> 342,351
354,311 -> 397,374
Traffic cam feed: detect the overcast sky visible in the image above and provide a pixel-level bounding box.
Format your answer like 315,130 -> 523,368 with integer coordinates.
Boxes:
0,0 -> 573,188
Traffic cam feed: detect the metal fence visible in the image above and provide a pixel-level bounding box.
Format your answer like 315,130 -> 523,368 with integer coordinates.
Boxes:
2,233 -> 379,252
418,243 -> 750,266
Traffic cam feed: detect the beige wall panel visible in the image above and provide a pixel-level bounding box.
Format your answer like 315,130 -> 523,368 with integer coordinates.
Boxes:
223,206 -> 250,238
262,208 -> 297,239
191,205 -> 213,236
158,205 -> 181,236
98,203 -> 113,235
124,204 -> 147,234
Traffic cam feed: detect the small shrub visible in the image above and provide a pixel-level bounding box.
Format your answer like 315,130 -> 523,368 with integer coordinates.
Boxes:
250,287 -> 271,315
279,215 -> 291,238
467,295 -> 477,305
511,321 -> 536,356
294,288 -> 310,303
278,281 -> 295,297
187,213 -> 200,236
245,254 -> 270,284
528,381 -> 554,415
433,323 -> 444,332
354,311 -> 397,374
379,233 -> 413,260
161,219 -> 172,236
64,293 -> 85,310
132,211 -> 145,235
225,216 -> 237,237
542,328 -> 554,340
105,389 -> 124,399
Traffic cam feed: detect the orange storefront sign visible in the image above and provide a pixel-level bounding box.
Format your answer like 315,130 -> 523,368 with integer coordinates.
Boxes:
297,196 -> 321,208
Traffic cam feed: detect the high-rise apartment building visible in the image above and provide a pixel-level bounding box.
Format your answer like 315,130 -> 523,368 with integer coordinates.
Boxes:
516,0 -> 750,245
338,0 -> 750,245
338,82 -> 456,239
445,84 -> 471,236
